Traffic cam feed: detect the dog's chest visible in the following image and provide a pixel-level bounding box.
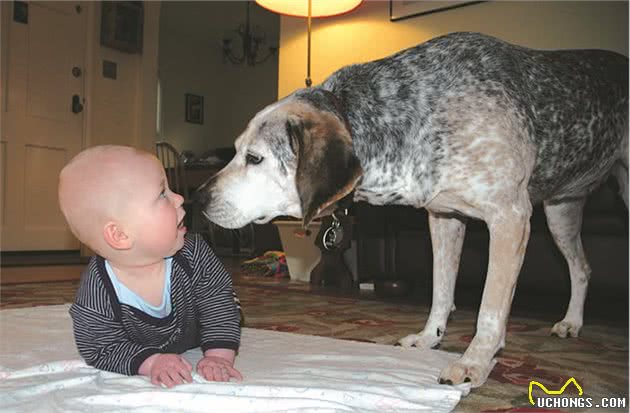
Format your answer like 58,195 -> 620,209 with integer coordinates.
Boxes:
344,114 -> 444,208
353,157 -> 437,207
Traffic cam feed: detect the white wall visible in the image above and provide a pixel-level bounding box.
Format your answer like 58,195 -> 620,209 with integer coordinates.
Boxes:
158,1 -> 280,157
278,1 -> 628,97
86,2 -> 161,152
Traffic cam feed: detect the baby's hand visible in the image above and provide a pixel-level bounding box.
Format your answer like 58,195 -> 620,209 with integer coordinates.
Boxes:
149,353 -> 193,388
196,355 -> 243,382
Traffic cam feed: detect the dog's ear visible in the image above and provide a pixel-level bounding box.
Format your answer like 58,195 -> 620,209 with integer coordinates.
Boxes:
286,112 -> 363,227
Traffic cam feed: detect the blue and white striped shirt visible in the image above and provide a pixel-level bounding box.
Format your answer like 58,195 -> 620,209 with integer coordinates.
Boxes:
69,234 -> 241,376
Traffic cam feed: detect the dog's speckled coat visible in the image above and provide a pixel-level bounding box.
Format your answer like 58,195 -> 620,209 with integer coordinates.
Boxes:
199,32 -> 628,387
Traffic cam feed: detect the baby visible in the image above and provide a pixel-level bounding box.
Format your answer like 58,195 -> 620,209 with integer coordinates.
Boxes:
58,145 -> 242,388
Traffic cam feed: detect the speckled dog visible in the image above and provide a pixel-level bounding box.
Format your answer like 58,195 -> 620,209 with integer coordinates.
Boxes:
199,32 -> 628,387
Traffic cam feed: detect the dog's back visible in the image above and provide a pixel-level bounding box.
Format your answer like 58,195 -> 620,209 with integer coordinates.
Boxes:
515,47 -> 627,201
321,32 -> 628,205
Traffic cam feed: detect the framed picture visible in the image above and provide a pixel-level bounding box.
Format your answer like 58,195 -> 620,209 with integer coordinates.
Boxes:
100,1 -> 144,53
389,1 -> 485,22
185,93 -> 204,124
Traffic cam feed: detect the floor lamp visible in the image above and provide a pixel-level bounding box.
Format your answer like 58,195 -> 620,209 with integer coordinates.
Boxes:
255,0 -> 363,87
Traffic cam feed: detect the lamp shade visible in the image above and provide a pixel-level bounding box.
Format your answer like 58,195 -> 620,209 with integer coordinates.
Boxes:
255,0 -> 363,18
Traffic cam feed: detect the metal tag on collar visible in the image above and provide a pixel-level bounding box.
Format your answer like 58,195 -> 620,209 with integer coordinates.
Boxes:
322,208 -> 347,251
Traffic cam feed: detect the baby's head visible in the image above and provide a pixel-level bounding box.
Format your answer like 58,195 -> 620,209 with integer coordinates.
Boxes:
58,145 -> 187,263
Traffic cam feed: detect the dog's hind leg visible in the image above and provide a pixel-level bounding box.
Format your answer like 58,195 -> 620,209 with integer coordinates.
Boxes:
398,213 -> 466,349
545,198 -> 591,338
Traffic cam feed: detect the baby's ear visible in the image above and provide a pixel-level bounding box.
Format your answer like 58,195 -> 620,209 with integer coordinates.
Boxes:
103,221 -> 132,250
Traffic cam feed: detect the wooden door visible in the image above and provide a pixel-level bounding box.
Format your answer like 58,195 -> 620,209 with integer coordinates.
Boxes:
1,1 -> 86,251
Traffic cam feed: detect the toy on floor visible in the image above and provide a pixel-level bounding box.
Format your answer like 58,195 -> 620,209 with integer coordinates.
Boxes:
241,251 -> 289,278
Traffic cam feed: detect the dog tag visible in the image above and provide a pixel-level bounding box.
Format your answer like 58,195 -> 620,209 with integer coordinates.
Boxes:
322,225 -> 343,250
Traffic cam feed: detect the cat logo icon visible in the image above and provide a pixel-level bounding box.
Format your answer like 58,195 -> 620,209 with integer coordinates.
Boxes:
529,377 -> 583,405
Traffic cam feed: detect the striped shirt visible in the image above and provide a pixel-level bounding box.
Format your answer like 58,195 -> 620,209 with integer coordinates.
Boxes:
69,234 -> 241,376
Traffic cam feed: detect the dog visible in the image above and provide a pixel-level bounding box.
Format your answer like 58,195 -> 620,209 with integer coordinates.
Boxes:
197,32 -> 628,387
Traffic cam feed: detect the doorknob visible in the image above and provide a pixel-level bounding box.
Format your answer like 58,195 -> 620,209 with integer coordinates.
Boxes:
71,95 -> 83,114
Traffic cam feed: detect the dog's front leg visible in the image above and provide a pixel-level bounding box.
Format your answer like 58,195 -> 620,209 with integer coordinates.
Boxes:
439,202 -> 531,387
399,212 -> 466,349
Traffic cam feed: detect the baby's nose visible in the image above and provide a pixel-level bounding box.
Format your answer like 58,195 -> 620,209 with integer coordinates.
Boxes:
172,192 -> 185,206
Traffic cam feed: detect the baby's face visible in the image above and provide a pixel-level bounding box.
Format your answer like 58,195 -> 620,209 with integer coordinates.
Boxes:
122,153 -> 187,260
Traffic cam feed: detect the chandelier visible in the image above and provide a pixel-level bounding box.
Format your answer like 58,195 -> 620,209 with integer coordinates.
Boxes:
222,2 -> 277,66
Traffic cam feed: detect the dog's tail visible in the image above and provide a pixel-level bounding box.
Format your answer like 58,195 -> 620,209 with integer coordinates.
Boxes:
612,113 -> 628,208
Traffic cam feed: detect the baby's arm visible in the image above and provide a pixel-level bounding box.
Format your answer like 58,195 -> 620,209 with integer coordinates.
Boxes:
190,236 -> 242,380
69,303 -> 162,376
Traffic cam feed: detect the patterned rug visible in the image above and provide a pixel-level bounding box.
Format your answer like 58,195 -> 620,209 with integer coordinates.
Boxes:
1,270 -> 628,413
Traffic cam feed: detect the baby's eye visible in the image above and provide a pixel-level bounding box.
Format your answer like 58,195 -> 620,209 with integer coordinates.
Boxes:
159,190 -> 167,199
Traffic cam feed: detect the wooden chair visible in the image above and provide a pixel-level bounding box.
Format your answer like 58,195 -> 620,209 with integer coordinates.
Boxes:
155,141 -> 189,199
156,141 -> 204,233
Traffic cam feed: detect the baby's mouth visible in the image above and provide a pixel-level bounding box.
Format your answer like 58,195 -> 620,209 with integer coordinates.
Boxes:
177,217 -> 185,229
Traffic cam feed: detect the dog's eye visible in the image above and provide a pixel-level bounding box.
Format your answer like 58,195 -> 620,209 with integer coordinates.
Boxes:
246,153 -> 263,165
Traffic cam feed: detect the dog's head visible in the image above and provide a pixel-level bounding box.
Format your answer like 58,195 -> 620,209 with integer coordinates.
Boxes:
198,89 -> 363,229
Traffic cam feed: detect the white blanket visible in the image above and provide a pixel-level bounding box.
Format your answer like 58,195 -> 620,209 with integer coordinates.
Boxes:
0,305 -> 469,412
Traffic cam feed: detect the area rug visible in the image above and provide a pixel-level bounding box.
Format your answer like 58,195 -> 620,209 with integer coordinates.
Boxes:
1,273 -> 628,412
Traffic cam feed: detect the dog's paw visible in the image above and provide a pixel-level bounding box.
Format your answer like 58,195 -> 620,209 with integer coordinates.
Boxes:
438,358 -> 493,387
550,320 -> 581,338
397,332 -> 442,349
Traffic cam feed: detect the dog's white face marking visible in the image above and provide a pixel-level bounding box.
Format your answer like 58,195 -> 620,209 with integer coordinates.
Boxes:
202,104 -> 303,229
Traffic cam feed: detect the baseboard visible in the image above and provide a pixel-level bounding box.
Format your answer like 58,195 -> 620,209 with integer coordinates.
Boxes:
1,250 -> 87,267
1,265 -> 83,285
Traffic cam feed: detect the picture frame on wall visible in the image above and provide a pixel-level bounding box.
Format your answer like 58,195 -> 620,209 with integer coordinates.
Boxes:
389,1 -> 485,22
185,93 -> 204,124
100,1 -> 144,53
